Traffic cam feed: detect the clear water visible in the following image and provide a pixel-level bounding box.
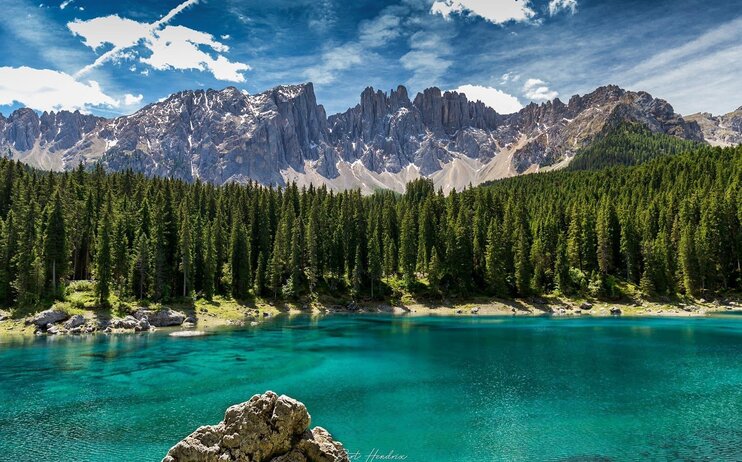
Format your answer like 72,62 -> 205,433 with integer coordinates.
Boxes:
1,315 -> 741,462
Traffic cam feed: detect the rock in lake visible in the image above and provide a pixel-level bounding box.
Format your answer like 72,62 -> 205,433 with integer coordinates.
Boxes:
610,307 -> 622,316
27,309 -> 69,327
163,391 -> 349,462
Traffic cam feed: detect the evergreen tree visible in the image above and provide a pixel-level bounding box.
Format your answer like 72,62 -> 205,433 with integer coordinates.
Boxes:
43,190 -> 67,298
202,224 -> 216,300
484,220 -> 507,296
95,205 -> 113,306
230,221 -> 250,299
399,208 -> 417,285
179,205 -> 194,297
514,224 -> 532,296
129,233 -> 151,300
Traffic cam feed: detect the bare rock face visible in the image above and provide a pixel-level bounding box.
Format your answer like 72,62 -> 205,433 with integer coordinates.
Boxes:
684,107 -> 742,147
163,391 -> 349,462
0,83 -> 716,193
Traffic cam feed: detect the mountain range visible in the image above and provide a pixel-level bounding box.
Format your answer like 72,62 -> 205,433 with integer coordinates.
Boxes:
0,83 -> 739,193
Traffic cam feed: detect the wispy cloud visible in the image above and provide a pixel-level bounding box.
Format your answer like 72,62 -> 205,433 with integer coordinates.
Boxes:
70,0 -> 248,82
548,0 -> 578,16
305,5 -> 408,84
616,17 -> 742,114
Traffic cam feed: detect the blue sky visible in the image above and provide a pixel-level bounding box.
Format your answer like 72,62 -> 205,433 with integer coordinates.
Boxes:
0,0 -> 740,117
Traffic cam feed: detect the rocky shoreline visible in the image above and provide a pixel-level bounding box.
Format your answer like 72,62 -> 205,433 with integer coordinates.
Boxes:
0,296 -> 740,339
163,391 -> 348,462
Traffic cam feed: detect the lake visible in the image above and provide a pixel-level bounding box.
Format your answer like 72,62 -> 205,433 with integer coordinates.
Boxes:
1,315 -> 741,461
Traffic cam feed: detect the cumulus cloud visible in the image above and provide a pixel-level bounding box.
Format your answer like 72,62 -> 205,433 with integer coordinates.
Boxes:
431,0 -> 536,25
68,0 -> 249,82
548,0 -> 578,16
0,66 -> 118,112
453,84 -> 523,113
141,25 -> 250,82
522,78 -> 559,102
123,93 -> 144,106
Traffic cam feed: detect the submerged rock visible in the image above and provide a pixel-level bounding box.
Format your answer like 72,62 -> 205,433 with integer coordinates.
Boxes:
163,391 -> 348,462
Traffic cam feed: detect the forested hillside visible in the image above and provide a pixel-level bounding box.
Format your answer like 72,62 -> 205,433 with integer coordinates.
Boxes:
0,142 -> 739,311
567,123 -> 703,171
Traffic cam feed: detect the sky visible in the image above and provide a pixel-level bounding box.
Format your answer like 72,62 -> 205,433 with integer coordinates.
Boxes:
0,0 -> 740,117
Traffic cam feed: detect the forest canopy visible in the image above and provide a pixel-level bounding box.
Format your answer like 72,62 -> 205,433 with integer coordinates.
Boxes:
0,139 -> 738,310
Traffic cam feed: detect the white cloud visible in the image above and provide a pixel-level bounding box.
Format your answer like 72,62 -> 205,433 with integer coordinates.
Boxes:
548,0 -> 578,16
68,15 -> 150,50
431,0 -> 536,25
305,43 -> 364,84
220,34 -> 230,40
453,84 -> 523,113
68,0 -> 249,82
500,72 -> 520,84
123,93 -> 143,106
59,0 -> 73,9
0,66 -> 119,112
141,25 -> 250,82
401,29 -> 453,90
616,16 -> 742,114
522,78 -> 559,102
358,13 -> 402,47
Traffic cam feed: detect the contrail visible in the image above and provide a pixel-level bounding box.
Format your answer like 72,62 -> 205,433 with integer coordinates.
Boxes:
74,0 -> 201,78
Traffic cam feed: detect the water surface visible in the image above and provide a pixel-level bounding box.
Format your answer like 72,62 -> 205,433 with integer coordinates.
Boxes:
1,315 -> 740,461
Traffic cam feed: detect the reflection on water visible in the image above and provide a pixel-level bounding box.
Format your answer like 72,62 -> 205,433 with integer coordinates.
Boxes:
0,315 -> 741,462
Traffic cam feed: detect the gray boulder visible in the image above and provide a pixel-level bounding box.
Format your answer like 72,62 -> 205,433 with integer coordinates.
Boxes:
135,308 -> 186,327
63,314 -> 86,329
28,309 -> 69,327
162,391 -> 348,462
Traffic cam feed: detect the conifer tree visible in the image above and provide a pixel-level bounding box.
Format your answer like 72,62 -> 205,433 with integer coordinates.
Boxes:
368,227 -> 382,298
230,221 -> 250,299
399,208 -> 417,285
95,205 -> 113,306
514,224 -> 532,296
202,224 -> 215,300
179,205 -> 194,297
485,220 -> 507,296
129,232 -> 151,300
42,190 -> 67,298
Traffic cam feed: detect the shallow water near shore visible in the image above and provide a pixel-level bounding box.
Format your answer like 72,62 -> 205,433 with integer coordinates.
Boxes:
1,315 -> 741,461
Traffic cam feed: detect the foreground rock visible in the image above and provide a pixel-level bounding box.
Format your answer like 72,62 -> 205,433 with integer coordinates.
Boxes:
163,391 -> 348,462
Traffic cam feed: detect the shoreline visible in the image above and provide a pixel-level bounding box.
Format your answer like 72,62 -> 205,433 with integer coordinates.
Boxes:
1,295 -> 740,339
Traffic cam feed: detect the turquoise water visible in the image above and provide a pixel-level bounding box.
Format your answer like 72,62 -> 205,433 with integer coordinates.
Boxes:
1,315 -> 741,461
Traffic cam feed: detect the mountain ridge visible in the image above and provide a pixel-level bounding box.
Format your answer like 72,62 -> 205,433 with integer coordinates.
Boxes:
0,82 -> 728,192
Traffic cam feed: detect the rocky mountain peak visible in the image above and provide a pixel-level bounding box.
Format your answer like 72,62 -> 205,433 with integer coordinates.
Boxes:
0,82 -> 731,193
